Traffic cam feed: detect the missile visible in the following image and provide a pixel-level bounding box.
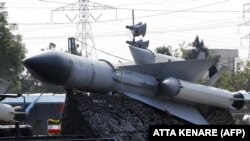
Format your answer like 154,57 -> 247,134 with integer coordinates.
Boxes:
0,94 -> 42,122
0,103 -> 15,121
23,51 -> 250,124
24,51 -> 157,95
0,103 -> 25,122
160,78 -> 250,110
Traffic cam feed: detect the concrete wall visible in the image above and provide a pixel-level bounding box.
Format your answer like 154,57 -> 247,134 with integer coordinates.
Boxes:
210,49 -> 238,72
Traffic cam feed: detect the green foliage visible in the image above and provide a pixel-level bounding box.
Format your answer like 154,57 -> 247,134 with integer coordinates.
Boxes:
0,3 -> 26,93
155,45 -> 181,57
155,45 -> 172,56
215,70 -> 235,91
180,35 -> 210,59
20,72 -> 65,94
216,60 -> 250,91
155,36 -> 211,60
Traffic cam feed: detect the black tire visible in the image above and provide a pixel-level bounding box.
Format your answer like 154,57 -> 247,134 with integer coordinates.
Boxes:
19,125 -> 33,136
0,124 -> 33,137
0,127 -> 11,137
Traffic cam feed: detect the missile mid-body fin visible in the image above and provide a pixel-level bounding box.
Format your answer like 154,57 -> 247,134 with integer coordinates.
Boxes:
124,92 -> 208,125
119,59 -> 215,82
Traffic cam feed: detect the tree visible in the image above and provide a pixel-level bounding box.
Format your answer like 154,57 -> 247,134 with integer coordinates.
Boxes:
0,3 -> 26,93
216,60 -> 250,91
181,35 -> 209,59
155,45 -> 182,58
155,45 -> 172,56
155,36 -> 210,60
20,72 -> 65,94
180,36 -> 219,77
49,42 -> 56,50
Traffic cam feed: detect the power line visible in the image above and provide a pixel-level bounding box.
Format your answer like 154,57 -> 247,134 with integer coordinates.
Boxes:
11,0 -> 232,26
22,36 -> 133,62
6,6 -> 243,13
39,0 -> 69,5
149,21 -> 240,33
239,3 -> 250,58
74,39 -> 132,62
21,19 -> 240,39
7,0 -> 243,60
16,13 -> 241,36
131,0 -> 231,18
114,8 -> 241,13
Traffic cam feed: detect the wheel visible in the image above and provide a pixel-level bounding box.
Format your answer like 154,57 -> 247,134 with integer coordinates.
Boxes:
0,126 -> 11,137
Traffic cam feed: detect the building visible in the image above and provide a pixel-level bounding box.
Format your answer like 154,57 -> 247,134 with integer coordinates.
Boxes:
210,49 -> 238,72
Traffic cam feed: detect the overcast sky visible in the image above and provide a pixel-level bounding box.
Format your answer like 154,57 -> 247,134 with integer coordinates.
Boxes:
2,0 -> 250,63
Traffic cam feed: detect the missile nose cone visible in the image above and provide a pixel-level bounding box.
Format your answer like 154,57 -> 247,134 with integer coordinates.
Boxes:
23,51 -> 71,85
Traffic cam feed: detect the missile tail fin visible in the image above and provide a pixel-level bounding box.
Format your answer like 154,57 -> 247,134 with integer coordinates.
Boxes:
129,46 -> 155,64
197,51 -> 206,59
124,92 -> 209,125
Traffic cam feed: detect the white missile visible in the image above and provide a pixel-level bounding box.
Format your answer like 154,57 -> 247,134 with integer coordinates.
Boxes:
0,94 -> 42,122
0,103 -> 25,122
160,77 -> 250,110
23,51 -> 250,124
0,102 -> 15,122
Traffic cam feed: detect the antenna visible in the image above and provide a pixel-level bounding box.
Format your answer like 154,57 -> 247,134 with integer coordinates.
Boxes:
132,10 -> 135,42
125,10 -> 149,49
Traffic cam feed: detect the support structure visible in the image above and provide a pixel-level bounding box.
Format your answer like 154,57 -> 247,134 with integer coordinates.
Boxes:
239,3 -> 250,58
52,0 -> 114,58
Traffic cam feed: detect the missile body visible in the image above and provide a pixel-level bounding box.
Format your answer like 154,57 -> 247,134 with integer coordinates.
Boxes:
64,57 -> 115,93
113,70 -> 158,97
24,51 -> 250,111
